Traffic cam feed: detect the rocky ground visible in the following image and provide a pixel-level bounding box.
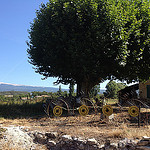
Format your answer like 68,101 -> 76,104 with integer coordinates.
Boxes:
0,114 -> 150,150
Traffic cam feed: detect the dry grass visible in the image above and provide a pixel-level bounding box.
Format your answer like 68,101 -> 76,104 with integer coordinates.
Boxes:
0,143 -> 24,150
0,118 -> 31,127
0,143 -> 47,150
107,123 -> 150,139
124,127 -> 150,139
107,129 -> 125,138
0,139 -> 47,150
0,113 -> 149,148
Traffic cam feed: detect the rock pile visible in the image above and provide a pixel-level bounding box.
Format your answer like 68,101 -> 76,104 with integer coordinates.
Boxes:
33,131 -> 100,150
32,131 -> 150,150
0,126 -> 36,150
0,126 -> 150,150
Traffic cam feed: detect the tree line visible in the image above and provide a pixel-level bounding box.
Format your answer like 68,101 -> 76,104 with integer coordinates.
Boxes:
0,80 -> 127,102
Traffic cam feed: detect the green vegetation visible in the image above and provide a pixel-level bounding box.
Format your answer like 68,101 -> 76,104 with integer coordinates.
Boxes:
0,101 -> 44,119
89,84 -> 100,98
0,90 -> 68,119
27,0 -> 150,97
104,81 -> 126,99
69,83 -> 75,97
0,85 -> 104,118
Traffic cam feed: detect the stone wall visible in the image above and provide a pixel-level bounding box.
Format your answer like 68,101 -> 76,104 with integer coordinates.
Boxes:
32,131 -> 150,150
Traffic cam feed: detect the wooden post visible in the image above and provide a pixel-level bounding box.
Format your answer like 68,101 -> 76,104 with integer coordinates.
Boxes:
138,104 -> 141,128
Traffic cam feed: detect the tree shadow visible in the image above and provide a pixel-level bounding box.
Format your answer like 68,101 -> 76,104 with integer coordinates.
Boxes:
0,101 -> 46,119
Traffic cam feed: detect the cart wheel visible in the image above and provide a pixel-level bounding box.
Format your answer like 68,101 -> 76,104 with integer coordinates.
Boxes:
128,106 -> 139,117
53,105 -> 63,117
79,105 -> 89,116
102,105 -> 113,116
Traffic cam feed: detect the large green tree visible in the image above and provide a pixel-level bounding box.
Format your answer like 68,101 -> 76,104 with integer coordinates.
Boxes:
27,0 -> 150,96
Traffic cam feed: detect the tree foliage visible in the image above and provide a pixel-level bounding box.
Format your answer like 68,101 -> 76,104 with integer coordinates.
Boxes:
109,0 -> 150,83
89,84 -> 100,98
27,0 -> 150,96
104,81 -> 126,98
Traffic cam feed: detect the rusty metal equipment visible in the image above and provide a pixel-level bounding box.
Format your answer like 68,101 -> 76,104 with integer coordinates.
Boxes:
43,96 -> 100,117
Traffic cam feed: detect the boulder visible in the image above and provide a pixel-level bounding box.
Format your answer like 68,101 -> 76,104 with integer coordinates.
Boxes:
62,135 -> 72,141
78,143 -> 85,150
137,140 -> 150,146
45,132 -> 58,139
47,140 -> 56,147
34,132 -> 47,144
142,136 -> 150,141
87,138 -> 98,145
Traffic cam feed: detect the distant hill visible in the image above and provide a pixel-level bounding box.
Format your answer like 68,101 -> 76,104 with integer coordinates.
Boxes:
0,82 -> 105,94
0,91 -> 29,96
0,82 -> 67,93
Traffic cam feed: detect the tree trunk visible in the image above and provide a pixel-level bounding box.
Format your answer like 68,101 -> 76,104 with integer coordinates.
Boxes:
77,81 -> 93,97
77,82 -> 81,97
76,77 -> 102,97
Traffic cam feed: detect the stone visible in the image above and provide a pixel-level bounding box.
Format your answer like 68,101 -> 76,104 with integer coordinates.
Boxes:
34,132 -> 47,144
136,146 -> 150,150
0,126 -> 36,150
104,140 -> 110,147
45,132 -> 58,139
143,136 -> 150,140
87,138 -> 98,145
99,144 -> 105,148
109,114 -> 114,120
137,140 -> 150,146
118,138 -> 128,148
62,135 -> 72,141
110,143 -> 118,147
105,145 -> 118,150
76,137 -> 86,144
47,140 -> 56,147
78,143 -> 85,150
60,140 -> 65,145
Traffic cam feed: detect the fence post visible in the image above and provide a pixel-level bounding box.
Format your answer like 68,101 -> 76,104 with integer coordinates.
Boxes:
138,104 -> 141,128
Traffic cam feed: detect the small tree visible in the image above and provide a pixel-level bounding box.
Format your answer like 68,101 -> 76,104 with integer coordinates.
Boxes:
104,81 -> 126,99
69,82 -> 75,97
89,84 -> 100,98
57,85 -> 62,96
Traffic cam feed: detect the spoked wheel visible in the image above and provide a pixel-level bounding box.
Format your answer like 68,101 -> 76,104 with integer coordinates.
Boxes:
81,98 -> 97,115
43,99 -> 53,117
44,98 -> 70,117
119,99 -> 150,125
78,105 -> 89,116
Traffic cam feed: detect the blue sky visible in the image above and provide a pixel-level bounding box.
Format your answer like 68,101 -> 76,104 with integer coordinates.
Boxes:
0,0 -> 108,89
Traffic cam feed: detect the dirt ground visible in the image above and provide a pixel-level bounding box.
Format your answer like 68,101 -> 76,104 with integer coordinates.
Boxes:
0,112 -> 150,147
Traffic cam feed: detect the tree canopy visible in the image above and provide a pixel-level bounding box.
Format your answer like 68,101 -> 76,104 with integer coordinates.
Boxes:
27,0 -> 150,96
110,0 -> 150,83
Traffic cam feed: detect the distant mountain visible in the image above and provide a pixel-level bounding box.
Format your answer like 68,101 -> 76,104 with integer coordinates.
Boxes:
0,82 -> 66,93
0,82 -> 105,94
